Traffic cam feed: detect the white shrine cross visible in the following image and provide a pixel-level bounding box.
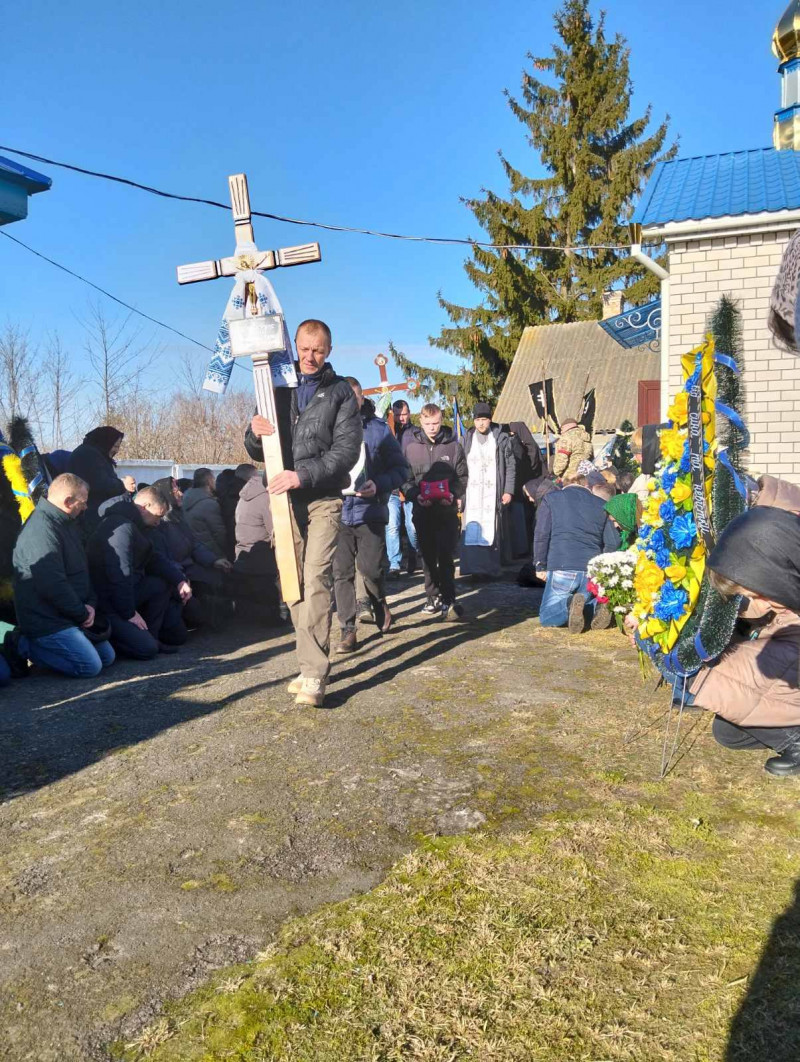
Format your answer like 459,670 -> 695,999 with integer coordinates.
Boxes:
176,173 -> 322,606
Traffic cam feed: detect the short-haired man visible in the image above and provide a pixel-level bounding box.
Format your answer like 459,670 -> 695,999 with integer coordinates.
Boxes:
8,474 -> 116,677
88,487 -> 191,659
400,403 -> 468,619
386,399 -> 419,576
245,318 -> 362,707
534,472 -> 620,632
333,378 -> 409,653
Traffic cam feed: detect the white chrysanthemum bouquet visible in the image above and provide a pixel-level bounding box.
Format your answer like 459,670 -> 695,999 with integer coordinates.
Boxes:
586,551 -> 637,626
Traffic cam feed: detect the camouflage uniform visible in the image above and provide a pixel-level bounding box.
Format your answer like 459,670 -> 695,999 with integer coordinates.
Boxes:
553,424 -> 593,479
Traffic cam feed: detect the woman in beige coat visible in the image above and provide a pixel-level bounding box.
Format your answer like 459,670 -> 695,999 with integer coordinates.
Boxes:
690,504 -> 800,777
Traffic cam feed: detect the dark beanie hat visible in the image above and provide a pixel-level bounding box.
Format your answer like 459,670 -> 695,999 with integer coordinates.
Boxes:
709,506 -> 800,611
473,402 -> 492,419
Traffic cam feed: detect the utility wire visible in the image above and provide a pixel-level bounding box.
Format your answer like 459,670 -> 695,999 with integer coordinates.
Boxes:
0,143 -> 630,253
0,229 -> 252,373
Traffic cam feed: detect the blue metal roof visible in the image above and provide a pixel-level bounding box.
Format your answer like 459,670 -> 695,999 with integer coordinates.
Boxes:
0,155 -> 51,193
598,298 -> 661,351
632,148 -> 800,227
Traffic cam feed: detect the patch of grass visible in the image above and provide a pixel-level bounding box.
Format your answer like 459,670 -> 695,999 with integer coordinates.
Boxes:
115,802 -> 800,1061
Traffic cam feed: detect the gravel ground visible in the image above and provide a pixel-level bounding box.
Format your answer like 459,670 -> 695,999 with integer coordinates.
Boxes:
0,573 -> 656,1060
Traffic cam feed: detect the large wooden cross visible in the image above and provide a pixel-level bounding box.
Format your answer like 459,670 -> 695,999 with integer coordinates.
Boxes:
176,173 -> 322,605
362,353 -> 418,430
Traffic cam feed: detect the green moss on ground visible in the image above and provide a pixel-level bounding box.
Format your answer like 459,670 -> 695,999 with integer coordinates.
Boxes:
115,797 -> 800,1062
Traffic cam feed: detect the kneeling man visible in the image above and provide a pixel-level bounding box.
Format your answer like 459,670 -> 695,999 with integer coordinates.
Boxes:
10,473 -> 115,677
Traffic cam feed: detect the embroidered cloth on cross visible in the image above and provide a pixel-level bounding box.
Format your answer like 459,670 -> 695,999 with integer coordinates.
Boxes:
203,263 -> 298,394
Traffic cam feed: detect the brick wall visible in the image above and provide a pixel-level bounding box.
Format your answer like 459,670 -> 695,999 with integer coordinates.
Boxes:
667,228 -> 800,483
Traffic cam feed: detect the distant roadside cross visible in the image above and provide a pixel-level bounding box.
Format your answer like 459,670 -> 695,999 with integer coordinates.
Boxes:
176,173 -> 322,604
362,353 -> 418,430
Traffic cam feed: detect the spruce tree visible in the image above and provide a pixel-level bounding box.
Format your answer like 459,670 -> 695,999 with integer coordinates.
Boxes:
392,0 -> 675,407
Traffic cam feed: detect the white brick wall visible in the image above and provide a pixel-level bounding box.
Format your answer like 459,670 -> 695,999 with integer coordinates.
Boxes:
666,228 -> 800,484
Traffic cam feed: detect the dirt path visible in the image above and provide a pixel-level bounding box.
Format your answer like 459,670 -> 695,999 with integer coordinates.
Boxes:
0,574 -> 698,1059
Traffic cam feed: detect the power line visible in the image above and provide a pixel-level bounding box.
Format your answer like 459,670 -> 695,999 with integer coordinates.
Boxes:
0,229 -> 252,373
0,143 -> 630,253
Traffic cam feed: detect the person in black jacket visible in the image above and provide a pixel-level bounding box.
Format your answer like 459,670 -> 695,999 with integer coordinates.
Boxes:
6,474 -> 116,677
333,380 -> 409,654
400,403 -> 468,620
67,426 -> 136,529
244,319 -> 362,708
87,487 -> 191,659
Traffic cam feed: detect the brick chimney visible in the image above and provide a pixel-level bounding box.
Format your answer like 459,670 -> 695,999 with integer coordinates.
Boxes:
602,290 -> 625,320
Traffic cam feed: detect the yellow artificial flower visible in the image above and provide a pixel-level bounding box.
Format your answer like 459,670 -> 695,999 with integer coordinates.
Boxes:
671,480 -> 692,505
635,557 -> 665,603
660,426 -> 685,462
665,563 -> 687,582
668,391 -> 689,425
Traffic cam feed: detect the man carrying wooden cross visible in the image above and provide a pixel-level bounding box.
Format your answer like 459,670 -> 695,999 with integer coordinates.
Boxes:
244,318 -> 361,708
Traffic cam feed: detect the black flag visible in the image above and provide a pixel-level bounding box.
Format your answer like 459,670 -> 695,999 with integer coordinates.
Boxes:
578,387 -> 596,436
528,379 -> 560,432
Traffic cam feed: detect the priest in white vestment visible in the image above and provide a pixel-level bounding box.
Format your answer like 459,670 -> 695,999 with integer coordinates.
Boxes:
460,403 -> 516,577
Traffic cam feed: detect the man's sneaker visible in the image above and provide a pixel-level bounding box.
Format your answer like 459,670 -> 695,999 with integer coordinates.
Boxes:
568,593 -> 588,634
2,629 -> 30,678
421,598 -> 441,615
445,602 -> 464,622
295,676 -> 326,708
337,630 -> 357,654
590,603 -> 614,630
287,674 -> 305,695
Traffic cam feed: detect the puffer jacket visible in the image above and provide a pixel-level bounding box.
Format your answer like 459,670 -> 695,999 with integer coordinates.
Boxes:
552,424 -> 593,479
400,425 -> 468,504
87,496 -> 183,620
755,475 -> 800,514
342,399 -> 409,527
235,474 -> 274,561
182,488 -> 228,560
243,362 -> 362,501
691,602 -> 800,728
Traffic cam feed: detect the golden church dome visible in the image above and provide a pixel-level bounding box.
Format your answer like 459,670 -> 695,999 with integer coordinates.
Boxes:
774,0 -> 800,64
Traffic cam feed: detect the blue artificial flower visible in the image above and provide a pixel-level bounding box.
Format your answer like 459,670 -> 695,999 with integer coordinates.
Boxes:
661,468 -> 678,493
679,442 -> 691,475
659,499 -> 677,523
654,583 -> 690,623
655,548 -> 672,569
650,529 -> 666,553
671,512 -> 697,551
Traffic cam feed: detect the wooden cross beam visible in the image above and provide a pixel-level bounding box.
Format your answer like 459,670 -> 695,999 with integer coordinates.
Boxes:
176,173 -> 322,605
362,353 -> 418,430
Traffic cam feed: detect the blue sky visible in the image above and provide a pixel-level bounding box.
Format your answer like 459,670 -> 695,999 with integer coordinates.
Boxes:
0,0 -> 782,404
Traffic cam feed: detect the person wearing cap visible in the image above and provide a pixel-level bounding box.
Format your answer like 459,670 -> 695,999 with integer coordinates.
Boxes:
687,506 -> 800,777
460,403 -> 516,579
552,419 -> 593,481
4,473 -> 116,678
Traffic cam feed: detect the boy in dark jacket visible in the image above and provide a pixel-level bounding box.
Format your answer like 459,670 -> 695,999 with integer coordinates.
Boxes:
333,380 -> 409,652
244,319 -> 362,708
87,488 -> 190,659
534,473 -> 620,632
9,474 -> 115,677
401,403 -> 468,620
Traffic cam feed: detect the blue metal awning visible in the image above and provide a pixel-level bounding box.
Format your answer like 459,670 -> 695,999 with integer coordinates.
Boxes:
598,299 -> 661,351
0,154 -> 51,225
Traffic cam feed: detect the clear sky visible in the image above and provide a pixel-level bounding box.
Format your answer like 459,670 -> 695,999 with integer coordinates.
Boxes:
0,0 -> 782,404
